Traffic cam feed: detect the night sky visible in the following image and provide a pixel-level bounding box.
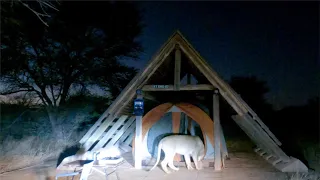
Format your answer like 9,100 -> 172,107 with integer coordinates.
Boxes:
126,1 -> 319,110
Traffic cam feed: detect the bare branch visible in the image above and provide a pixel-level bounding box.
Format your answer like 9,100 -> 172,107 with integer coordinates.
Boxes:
0,89 -> 33,95
17,0 -> 60,27
36,91 -> 48,106
38,1 -> 49,16
50,84 -> 57,106
19,1 -> 50,27
35,97 -> 42,105
55,83 -> 64,105
39,86 -> 52,106
40,1 -> 59,11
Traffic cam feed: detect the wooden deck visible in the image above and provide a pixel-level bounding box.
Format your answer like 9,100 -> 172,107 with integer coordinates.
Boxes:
98,151 -> 288,180
0,151 -> 291,180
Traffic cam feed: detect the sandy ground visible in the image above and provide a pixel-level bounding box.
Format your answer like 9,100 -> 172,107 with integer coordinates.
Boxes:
0,152 -> 306,180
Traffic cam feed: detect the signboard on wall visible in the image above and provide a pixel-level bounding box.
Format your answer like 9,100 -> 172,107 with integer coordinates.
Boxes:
152,85 -> 169,89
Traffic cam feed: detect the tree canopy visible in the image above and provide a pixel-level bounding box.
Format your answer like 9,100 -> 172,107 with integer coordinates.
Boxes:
219,76 -> 275,137
229,76 -> 274,117
1,1 -> 143,107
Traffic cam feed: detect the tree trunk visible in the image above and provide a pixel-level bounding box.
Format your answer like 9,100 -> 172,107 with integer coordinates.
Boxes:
46,106 -> 64,141
59,82 -> 71,106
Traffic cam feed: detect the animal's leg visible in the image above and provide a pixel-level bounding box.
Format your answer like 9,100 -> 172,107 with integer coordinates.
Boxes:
160,155 -> 171,174
192,153 -> 202,170
168,154 -> 179,171
184,155 -> 194,170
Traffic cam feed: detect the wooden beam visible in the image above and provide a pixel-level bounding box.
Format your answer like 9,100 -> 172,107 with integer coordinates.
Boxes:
80,111 -> 111,146
124,133 -> 134,146
232,114 -> 290,162
83,114 -> 115,150
143,92 -> 159,102
172,112 -> 181,161
109,39 -> 176,117
118,122 -> 136,145
134,92 -> 143,169
142,84 -> 215,91
135,115 -> 143,169
175,36 -> 246,115
213,91 -> 222,171
104,116 -> 136,149
174,44 -> 181,90
186,73 -> 191,135
92,115 -> 129,151
175,35 -> 282,146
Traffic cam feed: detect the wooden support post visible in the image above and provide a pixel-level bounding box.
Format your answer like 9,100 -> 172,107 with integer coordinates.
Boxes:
186,73 -> 191,134
172,112 -> 181,161
213,89 -> 222,170
184,114 -> 188,134
187,116 -> 192,134
134,92 -> 143,169
135,116 -> 142,169
220,124 -> 229,159
174,44 -> 181,91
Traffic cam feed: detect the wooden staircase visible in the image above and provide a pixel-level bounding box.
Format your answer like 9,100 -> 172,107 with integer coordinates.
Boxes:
232,114 -> 308,172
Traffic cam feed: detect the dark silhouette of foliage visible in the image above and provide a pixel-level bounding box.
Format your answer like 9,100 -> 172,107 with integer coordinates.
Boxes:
220,76 -> 275,137
271,97 -> 319,169
0,0 -> 60,26
219,76 -> 318,168
1,1 -> 143,138
273,97 -> 319,142
229,76 -> 274,118
1,1 -> 142,107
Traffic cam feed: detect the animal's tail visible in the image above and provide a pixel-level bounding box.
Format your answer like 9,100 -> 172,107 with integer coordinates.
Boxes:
149,140 -> 163,171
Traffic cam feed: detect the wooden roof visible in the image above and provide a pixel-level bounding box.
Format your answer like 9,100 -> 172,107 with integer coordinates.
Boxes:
103,30 -> 286,149
106,31 -> 250,117
80,30 -> 301,167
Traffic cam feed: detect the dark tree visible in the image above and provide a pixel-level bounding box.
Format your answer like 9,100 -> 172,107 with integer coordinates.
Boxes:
1,1 -> 143,137
272,97 -> 319,168
0,0 -> 60,26
220,76 -> 275,137
229,76 -> 274,119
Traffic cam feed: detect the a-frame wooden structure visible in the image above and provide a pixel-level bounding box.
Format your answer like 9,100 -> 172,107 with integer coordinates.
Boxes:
79,31 -> 308,172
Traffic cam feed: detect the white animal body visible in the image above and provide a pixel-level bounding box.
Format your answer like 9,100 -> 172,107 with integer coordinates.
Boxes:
149,135 -> 205,174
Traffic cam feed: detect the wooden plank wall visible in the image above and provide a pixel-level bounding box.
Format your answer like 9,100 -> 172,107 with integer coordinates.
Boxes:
80,114 -> 136,153
83,115 -> 116,150
105,116 -> 136,149
92,115 -> 129,151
